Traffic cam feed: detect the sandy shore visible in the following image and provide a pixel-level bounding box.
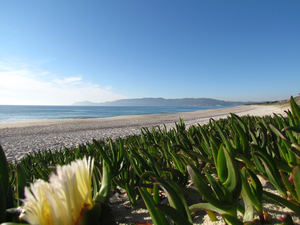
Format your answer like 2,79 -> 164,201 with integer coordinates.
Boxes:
0,104 -> 289,161
2,104 -> 299,224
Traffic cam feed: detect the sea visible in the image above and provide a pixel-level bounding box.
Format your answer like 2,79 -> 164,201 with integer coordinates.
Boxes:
0,105 -> 223,123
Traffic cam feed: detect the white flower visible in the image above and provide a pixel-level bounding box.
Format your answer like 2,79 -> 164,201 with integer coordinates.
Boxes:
20,157 -> 94,225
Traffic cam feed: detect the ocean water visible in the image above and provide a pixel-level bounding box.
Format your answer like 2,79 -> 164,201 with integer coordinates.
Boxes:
0,105 -> 222,123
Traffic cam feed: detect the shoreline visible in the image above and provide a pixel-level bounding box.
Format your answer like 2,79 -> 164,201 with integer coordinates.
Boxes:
0,105 -> 228,125
0,104 -> 289,161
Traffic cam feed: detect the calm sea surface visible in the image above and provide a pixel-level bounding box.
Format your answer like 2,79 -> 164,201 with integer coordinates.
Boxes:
0,105 -> 223,122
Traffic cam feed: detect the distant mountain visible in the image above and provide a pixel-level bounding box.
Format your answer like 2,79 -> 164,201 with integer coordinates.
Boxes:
73,101 -> 96,106
73,98 -> 251,107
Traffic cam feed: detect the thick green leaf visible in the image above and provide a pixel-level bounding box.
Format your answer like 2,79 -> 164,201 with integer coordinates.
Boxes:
0,181 -> 5,223
254,151 -> 286,196
241,187 -> 254,222
157,179 -> 192,223
263,191 -> 300,215
92,141 -> 111,166
170,152 -> 185,173
156,205 -> 192,225
216,145 -> 227,183
0,146 -> 8,223
222,147 -> 241,195
246,169 -> 262,209
222,214 -> 243,225
290,96 -> 300,125
0,146 -> 8,198
240,168 -> 263,220
187,166 -> 233,210
16,165 -> 26,206
153,183 -> 160,205
95,162 -> 111,203
189,202 -> 227,215
214,121 -> 233,153
291,143 -> 300,153
204,171 -> 224,200
280,171 -> 297,201
292,166 -> 300,201
231,113 -> 247,133
206,210 -> 217,222
138,188 -> 169,225
269,124 -> 288,140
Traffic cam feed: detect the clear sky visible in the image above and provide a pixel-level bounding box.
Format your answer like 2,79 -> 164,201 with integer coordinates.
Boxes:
0,0 -> 299,105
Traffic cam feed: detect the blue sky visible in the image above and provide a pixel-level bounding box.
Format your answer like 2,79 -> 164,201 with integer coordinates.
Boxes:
0,1 -> 299,105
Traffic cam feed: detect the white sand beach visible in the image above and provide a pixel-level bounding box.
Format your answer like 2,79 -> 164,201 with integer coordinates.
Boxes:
2,103 -> 299,224
0,104 -> 289,161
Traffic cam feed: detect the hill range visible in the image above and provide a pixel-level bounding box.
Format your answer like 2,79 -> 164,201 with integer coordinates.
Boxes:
73,98 -> 253,107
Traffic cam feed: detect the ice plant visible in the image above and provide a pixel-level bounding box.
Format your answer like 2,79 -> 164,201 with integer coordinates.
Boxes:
19,157 -> 94,225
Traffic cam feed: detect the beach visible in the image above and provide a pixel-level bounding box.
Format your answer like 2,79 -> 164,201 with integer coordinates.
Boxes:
2,103 -> 299,225
0,104 -> 289,162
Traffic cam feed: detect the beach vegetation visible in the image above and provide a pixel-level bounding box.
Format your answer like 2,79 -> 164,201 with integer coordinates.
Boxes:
0,97 -> 299,224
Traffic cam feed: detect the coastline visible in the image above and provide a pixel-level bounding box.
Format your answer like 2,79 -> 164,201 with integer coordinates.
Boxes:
0,104 -> 289,161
